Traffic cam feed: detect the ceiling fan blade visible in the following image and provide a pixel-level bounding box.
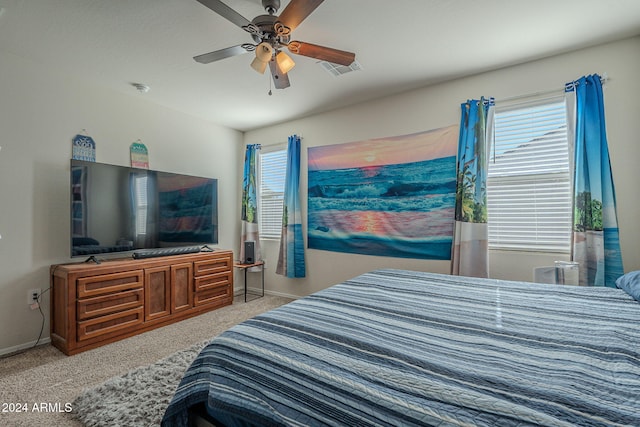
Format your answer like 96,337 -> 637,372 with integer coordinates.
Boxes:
196,0 -> 251,28
288,41 -> 355,66
277,0 -> 324,32
194,45 -> 251,64
269,60 -> 291,89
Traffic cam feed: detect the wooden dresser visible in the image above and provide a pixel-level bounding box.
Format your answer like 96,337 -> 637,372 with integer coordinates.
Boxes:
50,250 -> 233,355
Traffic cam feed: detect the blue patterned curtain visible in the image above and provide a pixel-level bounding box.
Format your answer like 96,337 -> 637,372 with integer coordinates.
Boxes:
276,135 -> 306,278
240,144 -> 261,264
451,97 -> 494,278
566,74 -> 623,287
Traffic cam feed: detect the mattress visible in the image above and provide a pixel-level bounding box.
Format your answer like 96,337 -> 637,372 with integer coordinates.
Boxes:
162,269 -> 640,426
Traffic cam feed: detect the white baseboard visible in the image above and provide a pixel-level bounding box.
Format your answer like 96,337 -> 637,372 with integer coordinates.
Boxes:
0,337 -> 51,358
262,289 -> 300,300
234,287 -> 300,300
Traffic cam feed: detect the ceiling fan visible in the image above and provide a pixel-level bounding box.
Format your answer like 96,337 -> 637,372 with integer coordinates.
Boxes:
193,0 -> 356,89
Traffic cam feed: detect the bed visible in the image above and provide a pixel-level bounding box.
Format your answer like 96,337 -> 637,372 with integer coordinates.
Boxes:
161,269 -> 640,426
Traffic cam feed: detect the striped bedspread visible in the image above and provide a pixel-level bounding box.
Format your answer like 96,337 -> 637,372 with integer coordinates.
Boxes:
162,269 -> 640,426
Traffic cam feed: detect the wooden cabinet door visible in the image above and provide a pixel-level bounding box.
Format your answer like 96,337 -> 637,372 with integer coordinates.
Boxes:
144,266 -> 171,321
171,262 -> 193,313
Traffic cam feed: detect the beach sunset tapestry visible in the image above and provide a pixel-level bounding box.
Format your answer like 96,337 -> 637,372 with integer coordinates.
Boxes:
308,125 -> 458,259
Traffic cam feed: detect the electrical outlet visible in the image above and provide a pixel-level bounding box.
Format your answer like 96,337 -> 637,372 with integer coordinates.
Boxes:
27,288 -> 40,305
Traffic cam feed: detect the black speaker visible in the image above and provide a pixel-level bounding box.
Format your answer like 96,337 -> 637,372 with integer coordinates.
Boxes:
244,241 -> 255,264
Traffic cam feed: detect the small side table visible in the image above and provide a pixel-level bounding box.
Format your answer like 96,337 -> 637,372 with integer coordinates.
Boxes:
233,261 -> 265,302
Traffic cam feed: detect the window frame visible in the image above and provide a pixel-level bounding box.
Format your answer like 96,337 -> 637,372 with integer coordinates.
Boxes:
487,96 -> 573,254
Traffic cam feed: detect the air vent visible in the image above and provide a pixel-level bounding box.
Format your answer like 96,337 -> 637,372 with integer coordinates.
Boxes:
318,60 -> 362,77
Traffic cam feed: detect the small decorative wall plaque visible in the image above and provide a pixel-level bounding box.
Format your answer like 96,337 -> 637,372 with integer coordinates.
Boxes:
130,141 -> 149,169
72,134 -> 96,162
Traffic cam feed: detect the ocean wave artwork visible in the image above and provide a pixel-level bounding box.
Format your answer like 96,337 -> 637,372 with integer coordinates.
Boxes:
308,125 -> 458,259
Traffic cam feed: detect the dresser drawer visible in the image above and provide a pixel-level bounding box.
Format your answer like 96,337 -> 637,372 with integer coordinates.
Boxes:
194,271 -> 231,292
77,270 -> 143,298
193,255 -> 231,277
194,283 -> 232,307
77,289 -> 144,320
77,307 -> 144,342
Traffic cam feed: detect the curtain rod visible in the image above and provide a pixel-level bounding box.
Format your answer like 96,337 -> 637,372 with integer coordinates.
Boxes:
250,134 -> 303,149
496,73 -> 609,104
256,141 -> 287,151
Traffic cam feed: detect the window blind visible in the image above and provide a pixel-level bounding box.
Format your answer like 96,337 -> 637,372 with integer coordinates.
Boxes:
259,147 -> 287,239
487,98 -> 572,252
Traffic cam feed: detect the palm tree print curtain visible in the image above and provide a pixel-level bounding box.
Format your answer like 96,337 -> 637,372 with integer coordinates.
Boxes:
566,74 -> 623,287
276,135 -> 306,278
451,97 -> 494,278
240,144 -> 261,265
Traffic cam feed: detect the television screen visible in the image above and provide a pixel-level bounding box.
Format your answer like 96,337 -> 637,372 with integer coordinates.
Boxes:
70,160 -> 218,258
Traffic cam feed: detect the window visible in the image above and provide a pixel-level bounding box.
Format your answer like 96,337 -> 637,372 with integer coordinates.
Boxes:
259,146 -> 287,239
487,97 -> 572,253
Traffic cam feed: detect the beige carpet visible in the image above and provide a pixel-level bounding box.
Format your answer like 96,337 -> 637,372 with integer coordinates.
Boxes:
0,295 -> 292,427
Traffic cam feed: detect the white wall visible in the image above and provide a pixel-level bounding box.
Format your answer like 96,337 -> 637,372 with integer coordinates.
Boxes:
0,51 -> 243,354
245,36 -> 640,298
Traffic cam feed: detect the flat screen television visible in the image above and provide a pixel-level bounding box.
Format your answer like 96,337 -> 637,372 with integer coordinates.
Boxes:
70,159 -> 218,258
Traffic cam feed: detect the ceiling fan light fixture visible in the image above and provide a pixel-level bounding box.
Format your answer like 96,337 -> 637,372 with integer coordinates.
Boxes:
255,42 -> 273,62
250,42 -> 273,74
251,56 -> 269,74
275,51 -> 295,74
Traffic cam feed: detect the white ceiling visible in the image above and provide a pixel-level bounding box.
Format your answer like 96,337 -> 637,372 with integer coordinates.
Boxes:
1,0 -> 639,132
